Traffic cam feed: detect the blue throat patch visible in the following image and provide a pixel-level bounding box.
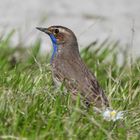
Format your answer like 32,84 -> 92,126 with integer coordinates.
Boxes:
49,34 -> 58,63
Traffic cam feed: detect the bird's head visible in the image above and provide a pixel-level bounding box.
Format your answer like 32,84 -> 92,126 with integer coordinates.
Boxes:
36,25 -> 80,62
36,26 -> 77,46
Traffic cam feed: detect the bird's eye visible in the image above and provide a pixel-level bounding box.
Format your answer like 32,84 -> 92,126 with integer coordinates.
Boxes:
54,29 -> 59,34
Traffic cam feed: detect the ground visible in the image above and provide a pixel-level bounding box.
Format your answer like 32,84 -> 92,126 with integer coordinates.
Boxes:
0,33 -> 140,140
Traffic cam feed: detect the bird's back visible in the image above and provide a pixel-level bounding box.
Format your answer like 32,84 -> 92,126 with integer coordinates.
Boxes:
52,53 -> 109,108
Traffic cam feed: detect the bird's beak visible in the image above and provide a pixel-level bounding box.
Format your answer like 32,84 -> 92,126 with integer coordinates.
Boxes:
36,27 -> 51,35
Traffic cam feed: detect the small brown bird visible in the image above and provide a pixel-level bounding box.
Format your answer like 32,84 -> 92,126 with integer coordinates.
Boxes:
36,26 -> 109,108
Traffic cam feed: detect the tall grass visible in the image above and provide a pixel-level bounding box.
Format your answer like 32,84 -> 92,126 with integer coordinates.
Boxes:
0,32 -> 140,140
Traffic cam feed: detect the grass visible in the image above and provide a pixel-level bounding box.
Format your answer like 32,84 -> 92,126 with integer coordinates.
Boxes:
0,31 -> 140,140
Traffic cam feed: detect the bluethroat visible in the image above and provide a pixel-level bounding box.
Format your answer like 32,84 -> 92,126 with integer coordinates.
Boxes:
36,26 -> 109,108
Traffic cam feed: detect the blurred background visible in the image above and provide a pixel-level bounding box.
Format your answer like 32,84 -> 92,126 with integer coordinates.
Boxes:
0,0 -> 140,56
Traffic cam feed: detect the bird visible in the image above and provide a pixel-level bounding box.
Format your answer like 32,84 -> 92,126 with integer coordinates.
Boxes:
36,25 -> 109,109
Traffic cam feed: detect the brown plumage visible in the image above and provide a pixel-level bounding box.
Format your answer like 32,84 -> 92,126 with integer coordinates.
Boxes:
36,25 -> 109,108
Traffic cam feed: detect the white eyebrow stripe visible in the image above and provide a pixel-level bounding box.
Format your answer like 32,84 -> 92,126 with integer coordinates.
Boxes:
59,28 -> 70,35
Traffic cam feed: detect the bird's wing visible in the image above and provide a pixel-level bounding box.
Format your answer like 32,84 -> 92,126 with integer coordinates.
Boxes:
53,58 -> 109,108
